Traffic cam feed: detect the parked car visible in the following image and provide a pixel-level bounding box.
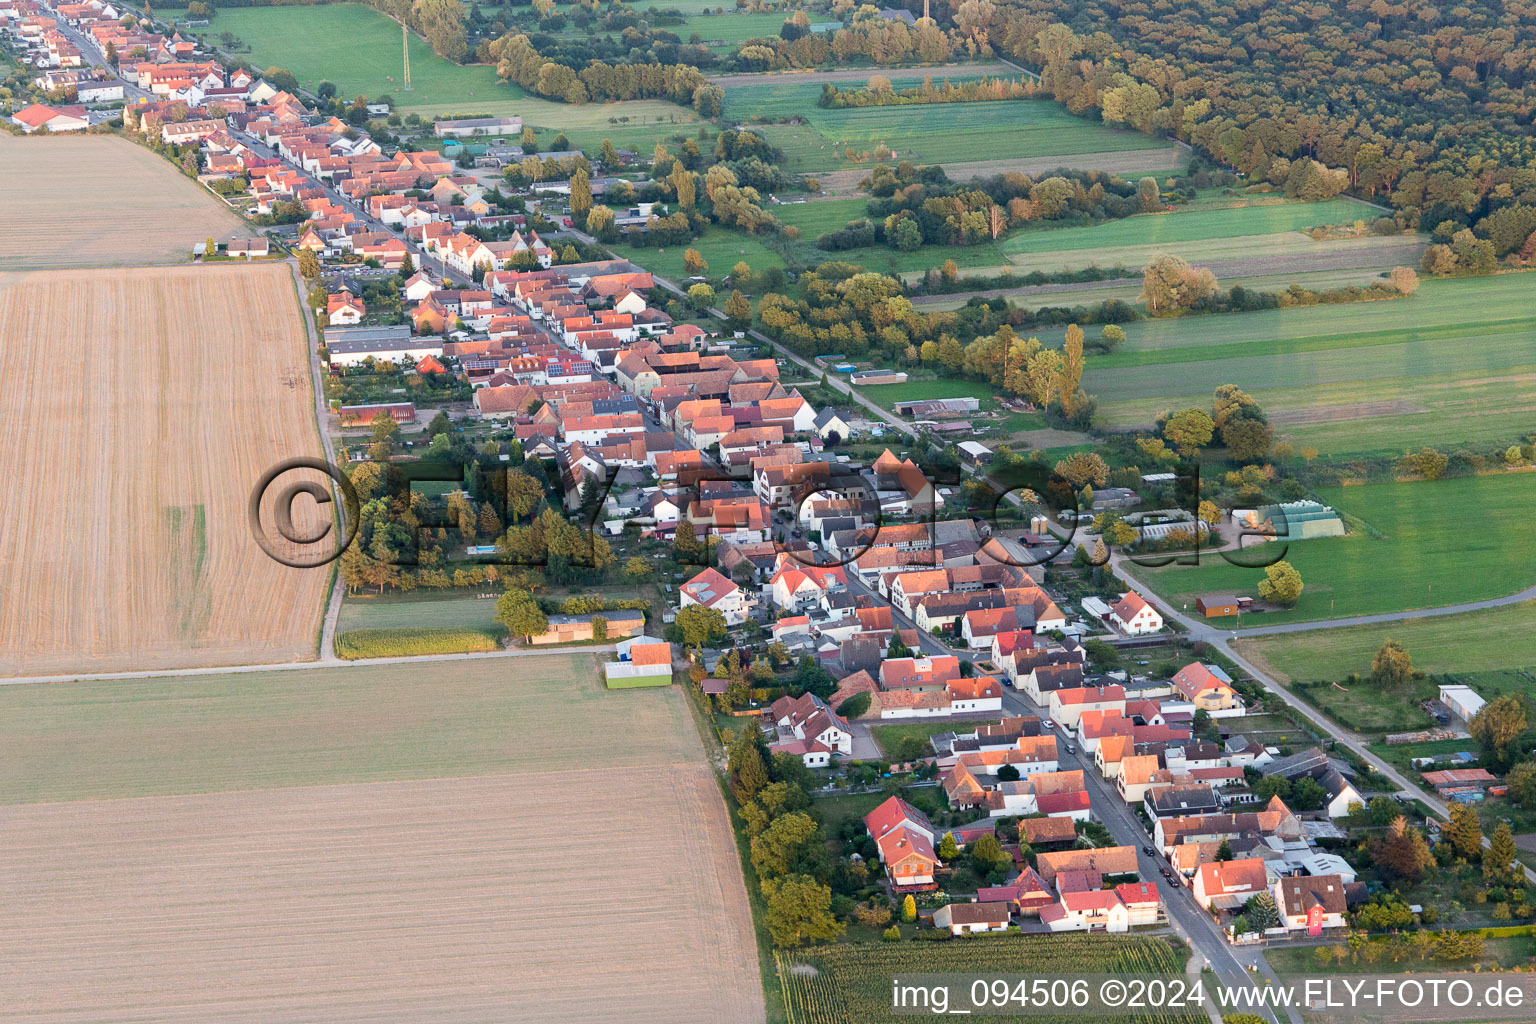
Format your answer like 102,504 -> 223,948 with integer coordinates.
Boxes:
1142,846 -> 1154,856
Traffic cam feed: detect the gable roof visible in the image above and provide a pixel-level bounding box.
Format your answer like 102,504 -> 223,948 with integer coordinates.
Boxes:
1195,858 -> 1269,895
1172,662 -> 1235,701
1276,874 -> 1347,917
1035,845 -> 1137,883
679,567 -> 739,608
1110,591 -> 1151,621
1021,815 -> 1078,846
864,795 -> 934,842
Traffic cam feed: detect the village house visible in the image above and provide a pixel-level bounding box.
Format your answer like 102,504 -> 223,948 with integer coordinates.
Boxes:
1171,662 -> 1242,713
678,566 -> 752,626
767,692 -> 852,767
1274,874 -> 1348,934
864,796 -> 940,888
933,902 -> 1011,936
1108,592 -> 1163,635
1191,858 -> 1271,911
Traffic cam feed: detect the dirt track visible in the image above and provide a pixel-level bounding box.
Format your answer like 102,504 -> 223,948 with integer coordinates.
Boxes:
0,768 -> 764,1024
0,265 -> 330,676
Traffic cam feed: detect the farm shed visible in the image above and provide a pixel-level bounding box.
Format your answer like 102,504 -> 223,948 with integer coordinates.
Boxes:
1438,684 -> 1486,722
1196,594 -> 1240,618
339,402 -> 416,426
957,441 -> 993,466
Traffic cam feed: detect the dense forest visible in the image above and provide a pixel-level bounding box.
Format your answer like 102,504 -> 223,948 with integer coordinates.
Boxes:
977,0 -> 1536,233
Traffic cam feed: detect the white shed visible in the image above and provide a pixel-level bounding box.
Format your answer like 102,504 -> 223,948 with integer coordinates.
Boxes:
1439,684 -> 1486,722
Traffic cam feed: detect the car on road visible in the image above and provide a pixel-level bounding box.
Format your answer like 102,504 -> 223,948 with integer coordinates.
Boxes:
1160,867 -> 1173,879
1064,743 -> 1076,754
1142,846 -> 1154,856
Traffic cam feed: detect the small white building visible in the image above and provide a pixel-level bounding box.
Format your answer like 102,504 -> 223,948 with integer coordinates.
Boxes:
1439,684 -> 1486,723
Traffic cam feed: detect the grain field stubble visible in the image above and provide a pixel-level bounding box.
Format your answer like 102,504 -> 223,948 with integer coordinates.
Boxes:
0,769 -> 763,1024
0,265 -> 331,676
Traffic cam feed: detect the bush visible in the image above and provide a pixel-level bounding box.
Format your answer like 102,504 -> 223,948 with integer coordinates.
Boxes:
335,627 -> 503,659
837,692 -> 872,719
882,924 -> 901,941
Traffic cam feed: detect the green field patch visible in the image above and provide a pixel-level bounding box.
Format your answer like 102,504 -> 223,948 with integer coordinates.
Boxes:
731,93 -> 1159,174
611,223 -> 785,283
334,626 -> 504,659
170,4 -> 701,144
176,5 -> 505,109
1141,474 -> 1536,626
854,377 -> 1000,410
1237,600 -> 1536,686
1081,274 -> 1536,454
1002,198 -> 1365,256
870,718 -> 1003,758
0,654 -> 696,803
339,591 -> 504,632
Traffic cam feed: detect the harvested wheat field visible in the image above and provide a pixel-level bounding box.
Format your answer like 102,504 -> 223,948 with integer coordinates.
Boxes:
0,265 -> 331,677
0,656 -> 764,1023
0,132 -> 250,268
0,769 -> 761,1024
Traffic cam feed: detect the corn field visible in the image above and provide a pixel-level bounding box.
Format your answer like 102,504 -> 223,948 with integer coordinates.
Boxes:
777,934 -> 1207,1024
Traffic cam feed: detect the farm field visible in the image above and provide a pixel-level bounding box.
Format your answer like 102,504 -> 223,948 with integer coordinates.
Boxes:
2,770 -> 758,1023
775,934 -> 1203,1024
1002,223 -> 1422,279
1236,600 -> 1536,685
0,132 -> 249,268
728,93 -> 1168,174
1079,273 -> 1536,455
0,265 -> 330,678
0,654 -> 692,803
612,223 -> 785,282
1001,196 -> 1368,257
1139,474 -> 1536,627
0,655 -> 763,1022
911,266 -> 1399,311
174,4 -> 700,140
338,590 -> 503,632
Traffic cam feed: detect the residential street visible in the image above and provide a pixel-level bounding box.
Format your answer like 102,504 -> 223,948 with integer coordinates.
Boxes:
841,541 -> 1289,1021
993,688 -> 1294,1024
1108,552 -> 1536,885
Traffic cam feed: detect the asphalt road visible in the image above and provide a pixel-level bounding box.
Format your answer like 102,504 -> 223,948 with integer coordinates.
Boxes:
1108,551 -> 1536,886
994,685 -> 1294,1024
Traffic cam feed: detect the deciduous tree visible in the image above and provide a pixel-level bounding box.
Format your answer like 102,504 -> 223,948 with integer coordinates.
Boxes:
1371,639 -> 1414,688
1257,560 -> 1303,606
761,875 -> 844,947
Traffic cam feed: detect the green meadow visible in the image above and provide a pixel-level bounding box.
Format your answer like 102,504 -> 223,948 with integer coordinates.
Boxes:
1001,197 -> 1367,256
172,3 -> 701,144
1237,600 -> 1536,685
1077,273 -> 1536,455
610,224 -> 785,284
1140,473 -> 1536,625
724,89 -> 1161,173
